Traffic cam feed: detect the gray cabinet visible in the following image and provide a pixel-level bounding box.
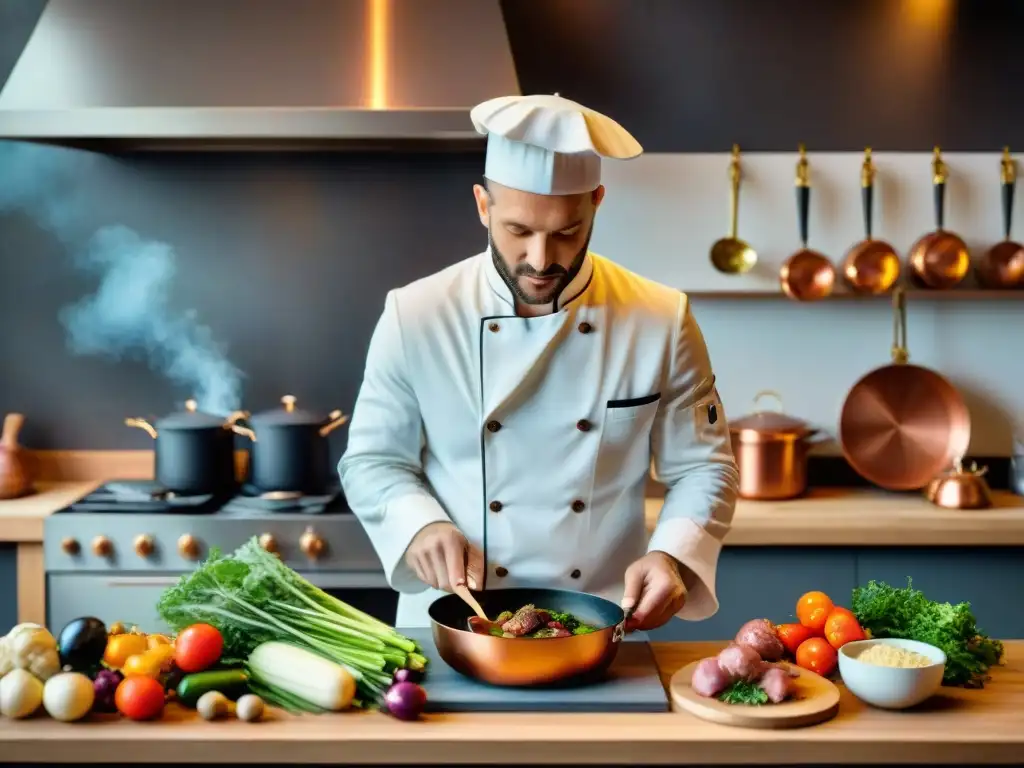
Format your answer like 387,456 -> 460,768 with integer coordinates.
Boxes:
0,546 -> 15,633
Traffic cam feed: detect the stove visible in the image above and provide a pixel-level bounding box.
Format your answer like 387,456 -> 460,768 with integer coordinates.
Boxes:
43,479 -> 396,636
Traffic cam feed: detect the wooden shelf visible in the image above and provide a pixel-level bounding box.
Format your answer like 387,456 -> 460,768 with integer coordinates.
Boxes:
688,289 -> 1024,300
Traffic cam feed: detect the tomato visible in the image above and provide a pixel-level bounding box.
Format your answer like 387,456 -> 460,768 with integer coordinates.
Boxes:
103,633 -> 149,669
824,610 -> 866,649
776,622 -> 816,656
795,637 -> 838,676
795,591 -> 834,633
115,676 -> 166,721
146,634 -> 172,650
146,644 -> 177,672
173,624 -> 223,673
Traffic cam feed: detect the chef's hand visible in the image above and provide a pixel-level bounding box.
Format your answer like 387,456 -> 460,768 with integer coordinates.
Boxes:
621,551 -> 688,631
405,522 -> 485,592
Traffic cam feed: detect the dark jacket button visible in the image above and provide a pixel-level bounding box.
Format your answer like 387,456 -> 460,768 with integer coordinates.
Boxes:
495,566 -> 508,578
489,500 -> 503,512
576,419 -> 591,432
578,322 -> 592,334
488,322 -> 500,333
571,500 -> 585,513
486,420 -> 502,433
570,569 -> 581,579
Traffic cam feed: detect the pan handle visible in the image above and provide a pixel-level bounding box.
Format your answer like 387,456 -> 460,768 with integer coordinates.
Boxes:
612,606 -> 635,643
932,146 -> 948,231
1001,146 -> 1016,241
795,144 -> 810,247
890,286 -> 909,365
727,144 -> 742,240
861,147 -> 875,240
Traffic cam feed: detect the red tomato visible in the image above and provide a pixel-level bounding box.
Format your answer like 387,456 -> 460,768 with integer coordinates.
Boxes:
115,676 -> 166,721
776,622 -> 816,656
795,637 -> 838,676
824,609 -> 866,649
795,591 -> 834,633
173,623 -> 224,673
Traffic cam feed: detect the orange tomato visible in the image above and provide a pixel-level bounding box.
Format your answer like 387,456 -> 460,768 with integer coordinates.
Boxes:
776,622 -> 816,656
823,609 -> 866,649
795,591 -> 834,633
115,676 -> 166,721
795,637 -> 838,676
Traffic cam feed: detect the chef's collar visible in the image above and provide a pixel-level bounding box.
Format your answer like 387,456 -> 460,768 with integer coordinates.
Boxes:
484,246 -> 594,313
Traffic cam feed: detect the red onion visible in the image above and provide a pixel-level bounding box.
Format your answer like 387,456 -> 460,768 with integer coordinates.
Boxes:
383,682 -> 427,721
734,619 -> 785,661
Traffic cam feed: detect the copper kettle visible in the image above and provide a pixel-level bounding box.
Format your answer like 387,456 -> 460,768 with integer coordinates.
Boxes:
924,458 -> 992,510
0,413 -> 33,500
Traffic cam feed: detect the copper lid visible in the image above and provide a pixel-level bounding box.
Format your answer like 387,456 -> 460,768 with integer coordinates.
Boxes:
730,390 -> 815,442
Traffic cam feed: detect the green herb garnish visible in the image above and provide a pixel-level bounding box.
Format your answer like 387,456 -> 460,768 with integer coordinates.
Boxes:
717,680 -> 769,706
850,578 -> 1005,688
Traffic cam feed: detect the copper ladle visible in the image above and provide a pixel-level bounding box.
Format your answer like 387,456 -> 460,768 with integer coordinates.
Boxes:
977,146 -> 1024,289
908,147 -> 970,289
780,144 -> 836,301
709,144 -> 758,274
842,148 -> 901,294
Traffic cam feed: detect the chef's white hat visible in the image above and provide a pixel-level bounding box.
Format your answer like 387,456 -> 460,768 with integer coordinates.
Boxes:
470,94 -> 643,196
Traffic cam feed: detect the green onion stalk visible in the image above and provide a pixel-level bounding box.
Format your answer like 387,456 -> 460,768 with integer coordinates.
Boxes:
156,538 -> 425,706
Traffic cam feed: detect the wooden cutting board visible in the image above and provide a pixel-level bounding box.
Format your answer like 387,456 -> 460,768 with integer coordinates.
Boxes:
670,661 -> 840,729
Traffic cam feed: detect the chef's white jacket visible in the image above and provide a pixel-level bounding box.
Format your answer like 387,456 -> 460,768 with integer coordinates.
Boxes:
339,249 -> 739,628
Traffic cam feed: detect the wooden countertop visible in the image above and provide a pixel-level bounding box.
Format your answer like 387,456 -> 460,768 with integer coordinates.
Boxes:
2,480 -> 1024,548
0,640 -> 1018,765
647,487 -> 1024,546
0,481 -> 100,542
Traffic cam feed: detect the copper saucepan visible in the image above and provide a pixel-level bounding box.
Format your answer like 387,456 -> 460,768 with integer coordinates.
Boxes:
429,588 -> 630,687
842,148 -> 901,294
908,147 -> 970,289
780,144 -> 836,301
977,146 -> 1024,289
838,286 -> 971,491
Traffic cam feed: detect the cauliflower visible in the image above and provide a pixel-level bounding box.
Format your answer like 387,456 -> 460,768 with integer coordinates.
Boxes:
0,623 -> 61,681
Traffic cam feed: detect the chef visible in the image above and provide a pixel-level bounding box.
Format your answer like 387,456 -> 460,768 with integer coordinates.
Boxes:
339,93 -> 739,630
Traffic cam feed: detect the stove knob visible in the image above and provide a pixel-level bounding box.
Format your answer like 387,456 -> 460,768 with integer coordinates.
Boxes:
61,537 -> 80,555
91,536 -> 113,558
258,533 -> 278,554
177,534 -> 201,560
134,534 -> 155,558
299,527 -> 326,560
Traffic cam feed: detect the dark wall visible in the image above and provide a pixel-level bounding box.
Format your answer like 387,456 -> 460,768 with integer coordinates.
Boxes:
4,0 -> 1024,463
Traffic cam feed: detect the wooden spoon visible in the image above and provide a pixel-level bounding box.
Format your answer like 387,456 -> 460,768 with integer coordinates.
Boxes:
454,584 -> 497,634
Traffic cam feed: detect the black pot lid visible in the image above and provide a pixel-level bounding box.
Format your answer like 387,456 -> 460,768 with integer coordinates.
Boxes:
250,395 -> 326,427
156,399 -> 229,429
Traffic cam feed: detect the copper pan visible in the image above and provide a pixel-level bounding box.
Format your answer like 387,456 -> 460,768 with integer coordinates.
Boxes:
842,148 -> 901,294
780,144 -> 836,301
908,147 -> 970,289
429,588 -> 630,687
839,286 -> 970,491
977,147 -> 1024,289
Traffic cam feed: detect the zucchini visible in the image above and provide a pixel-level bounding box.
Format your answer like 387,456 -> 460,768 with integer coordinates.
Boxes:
175,669 -> 249,708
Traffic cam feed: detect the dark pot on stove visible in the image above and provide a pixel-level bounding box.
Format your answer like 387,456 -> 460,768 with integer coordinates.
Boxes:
125,399 -> 245,496
244,395 -> 348,495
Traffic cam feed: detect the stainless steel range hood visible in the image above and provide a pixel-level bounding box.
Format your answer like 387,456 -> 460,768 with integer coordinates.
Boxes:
0,0 -> 521,151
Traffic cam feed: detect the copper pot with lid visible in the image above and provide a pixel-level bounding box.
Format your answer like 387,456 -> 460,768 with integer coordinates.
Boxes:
924,457 -> 993,510
729,390 -> 821,500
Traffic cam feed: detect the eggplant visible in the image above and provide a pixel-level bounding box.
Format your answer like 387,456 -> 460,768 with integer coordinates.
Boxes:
57,617 -> 108,671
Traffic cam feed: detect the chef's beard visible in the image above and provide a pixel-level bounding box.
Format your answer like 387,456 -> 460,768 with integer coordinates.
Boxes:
489,226 -> 593,309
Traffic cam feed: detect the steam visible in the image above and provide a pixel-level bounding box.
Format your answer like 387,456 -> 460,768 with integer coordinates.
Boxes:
1,141 -> 244,415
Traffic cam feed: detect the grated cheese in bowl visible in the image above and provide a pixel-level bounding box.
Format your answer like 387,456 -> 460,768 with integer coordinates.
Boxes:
856,643 -> 935,669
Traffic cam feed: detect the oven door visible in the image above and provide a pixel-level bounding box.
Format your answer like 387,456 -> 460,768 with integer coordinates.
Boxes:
47,571 -> 398,635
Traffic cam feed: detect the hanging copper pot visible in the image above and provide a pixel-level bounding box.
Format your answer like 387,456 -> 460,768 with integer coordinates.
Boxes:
908,147 -> 970,289
780,144 -> 836,301
977,146 -> 1024,289
842,148 -> 901,294
839,286 -> 971,491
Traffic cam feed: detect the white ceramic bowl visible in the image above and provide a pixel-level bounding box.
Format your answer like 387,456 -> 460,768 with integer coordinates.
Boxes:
838,638 -> 946,710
